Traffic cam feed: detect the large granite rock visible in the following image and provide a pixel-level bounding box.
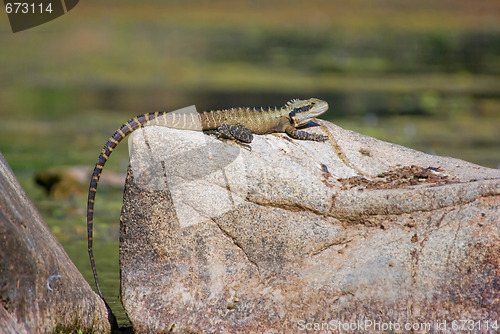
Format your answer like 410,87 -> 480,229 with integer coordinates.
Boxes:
0,154 -> 110,334
120,120 -> 499,333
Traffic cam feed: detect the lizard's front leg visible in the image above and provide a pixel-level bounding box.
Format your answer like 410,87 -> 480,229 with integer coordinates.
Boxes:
217,123 -> 254,143
284,125 -> 328,142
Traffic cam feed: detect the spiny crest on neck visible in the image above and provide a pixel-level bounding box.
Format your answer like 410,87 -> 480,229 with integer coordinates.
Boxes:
285,98 -> 320,113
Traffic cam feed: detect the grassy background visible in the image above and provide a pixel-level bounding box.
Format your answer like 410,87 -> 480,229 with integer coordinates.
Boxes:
1,0 -> 499,327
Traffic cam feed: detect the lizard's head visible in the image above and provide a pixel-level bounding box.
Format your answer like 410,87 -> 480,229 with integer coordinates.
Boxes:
286,98 -> 329,127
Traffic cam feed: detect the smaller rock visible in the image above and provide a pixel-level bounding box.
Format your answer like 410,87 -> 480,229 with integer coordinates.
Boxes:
0,154 -> 111,333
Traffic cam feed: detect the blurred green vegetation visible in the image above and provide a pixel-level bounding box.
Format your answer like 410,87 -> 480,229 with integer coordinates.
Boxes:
1,0 -> 499,327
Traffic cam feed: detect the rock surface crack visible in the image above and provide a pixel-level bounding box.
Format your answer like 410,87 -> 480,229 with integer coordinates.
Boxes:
210,218 -> 261,272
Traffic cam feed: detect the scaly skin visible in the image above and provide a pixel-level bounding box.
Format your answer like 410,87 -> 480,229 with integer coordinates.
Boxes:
87,98 -> 328,309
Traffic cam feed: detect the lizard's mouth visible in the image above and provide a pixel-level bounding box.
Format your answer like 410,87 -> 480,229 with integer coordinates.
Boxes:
292,99 -> 329,127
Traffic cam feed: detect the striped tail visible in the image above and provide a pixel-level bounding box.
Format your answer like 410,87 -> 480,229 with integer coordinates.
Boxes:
87,112 -> 162,299
88,107 -> 205,302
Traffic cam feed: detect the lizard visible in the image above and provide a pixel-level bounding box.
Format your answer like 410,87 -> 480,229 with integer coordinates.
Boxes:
86,97 -> 329,316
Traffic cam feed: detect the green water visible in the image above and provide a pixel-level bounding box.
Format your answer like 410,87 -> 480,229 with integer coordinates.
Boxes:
65,240 -> 128,326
